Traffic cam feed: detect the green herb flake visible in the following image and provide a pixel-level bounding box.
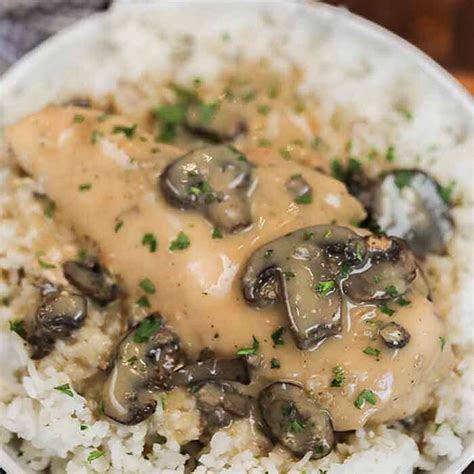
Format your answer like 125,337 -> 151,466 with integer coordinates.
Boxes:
270,358 -> 281,369
294,191 -> 312,205
153,103 -> 187,143
97,113 -> 111,122
303,231 -> 314,241
279,147 -> 292,160
311,136 -> 323,150
268,83 -> 279,99
385,285 -> 399,297
271,327 -> 285,346
394,170 -> 413,189
283,270 -> 296,280
237,335 -> 259,356
154,434 -> 167,445
316,280 -> 336,297
439,181 -> 455,205
133,317 -> 161,343
142,233 -> 158,253
330,159 -> 344,180
397,297 -> 411,307
169,231 -> 190,251
366,148 -> 377,161
37,255 -> 56,269
54,383 -> 74,397
264,249 -> 274,259
354,389 -> 377,409
112,124 -> 137,139
439,336 -> 447,351
87,450 -> 105,463
114,219 -> 123,233
288,419 -> 306,433
379,304 -> 395,316
136,295 -> 151,308
78,183 -> 92,191
90,130 -> 104,144
257,104 -> 271,115
80,425 -> 89,431
338,262 -> 352,279
127,356 -> 138,366
77,249 -> 88,262
212,227 -> 223,239
97,400 -> 105,417
395,105 -> 412,120
242,89 -> 257,103
434,423 -> 443,433
9,320 -> 26,339
385,145 -> 396,162
44,199 -> 56,218
347,158 -> 361,174
330,365 -> 345,387
73,114 -> 85,124
258,138 -> 272,148
139,278 -> 156,295
197,102 -> 218,126
363,346 -> 381,358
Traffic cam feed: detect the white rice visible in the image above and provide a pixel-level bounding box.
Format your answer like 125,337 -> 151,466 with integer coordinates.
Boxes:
0,1 -> 473,473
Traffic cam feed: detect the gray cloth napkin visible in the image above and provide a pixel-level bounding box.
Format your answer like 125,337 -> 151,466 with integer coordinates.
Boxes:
0,0 -> 112,74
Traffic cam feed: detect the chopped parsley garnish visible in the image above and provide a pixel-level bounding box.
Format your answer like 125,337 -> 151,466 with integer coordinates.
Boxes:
78,183 -> 92,191
169,231 -> 190,251
264,249 -> 274,259
303,230 -> 314,241
136,295 -> 150,308
133,317 -> 161,343
347,157 -> 361,173
316,280 -> 336,296
354,240 -> 365,262
397,297 -> 411,307
294,191 -> 312,205
379,304 -> 395,316
197,102 -> 218,126
87,450 -> 105,463
237,335 -> 259,356
311,136 -> 323,150
366,148 -> 377,161
54,383 -> 74,397
97,113 -> 111,122
241,89 -> 257,103
212,227 -> 223,239
154,434 -> 167,445
90,130 -> 103,144
439,336 -> 447,351
363,346 -> 381,359
127,356 -> 138,366
44,199 -> 56,218
142,233 -> 157,253
330,365 -> 345,387
153,103 -> 187,143
73,114 -> 85,123
385,285 -> 399,297
338,262 -> 352,279
395,105 -> 412,120
385,145 -> 396,162
267,83 -> 279,99
258,138 -> 272,148
37,255 -> 56,269
80,425 -> 89,431
330,159 -> 344,180
9,320 -> 26,339
257,104 -> 271,115
77,249 -> 88,262
394,170 -> 413,189
139,278 -> 156,294
354,389 -> 377,409
279,147 -> 292,160
114,220 -> 123,233
97,400 -> 105,416
112,124 -> 137,139
288,419 -> 306,433
439,180 -> 455,205
270,358 -> 281,369
271,327 -> 285,346
283,270 -> 296,280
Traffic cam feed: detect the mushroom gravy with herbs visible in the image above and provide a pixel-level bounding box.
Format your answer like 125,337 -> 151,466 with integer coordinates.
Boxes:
5,63 -> 457,461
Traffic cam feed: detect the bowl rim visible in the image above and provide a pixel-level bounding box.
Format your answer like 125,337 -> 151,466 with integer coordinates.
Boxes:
0,1 -> 472,473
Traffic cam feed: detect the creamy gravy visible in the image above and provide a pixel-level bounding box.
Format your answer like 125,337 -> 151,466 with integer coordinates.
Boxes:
6,106 -> 452,432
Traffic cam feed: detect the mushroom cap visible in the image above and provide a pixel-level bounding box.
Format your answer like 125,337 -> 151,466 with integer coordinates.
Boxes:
259,382 -> 334,459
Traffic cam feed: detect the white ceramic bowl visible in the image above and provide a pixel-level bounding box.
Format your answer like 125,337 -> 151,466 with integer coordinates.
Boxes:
0,1 -> 472,472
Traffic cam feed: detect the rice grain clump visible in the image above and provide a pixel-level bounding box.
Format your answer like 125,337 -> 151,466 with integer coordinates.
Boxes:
0,2 -> 473,473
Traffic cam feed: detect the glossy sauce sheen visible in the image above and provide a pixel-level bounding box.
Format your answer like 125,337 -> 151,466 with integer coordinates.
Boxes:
6,106 -> 452,431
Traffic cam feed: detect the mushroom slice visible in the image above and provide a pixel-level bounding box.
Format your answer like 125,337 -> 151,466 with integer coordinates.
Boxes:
193,381 -> 254,433
185,102 -> 247,143
371,170 -> 454,256
160,145 -> 253,232
102,314 -> 183,425
29,290 -> 87,359
259,382 -> 334,459
242,225 -> 366,350
380,322 -> 411,349
170,358 -> 250,387
343,235 -> 416,301
63,260 -> 119,305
